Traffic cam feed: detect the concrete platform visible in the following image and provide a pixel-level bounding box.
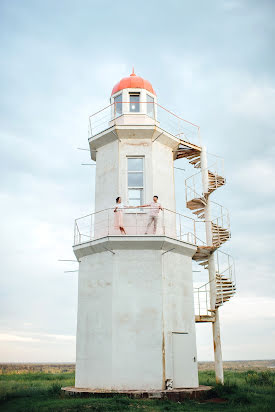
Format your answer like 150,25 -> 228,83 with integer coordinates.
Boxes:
62,385 -> 212,401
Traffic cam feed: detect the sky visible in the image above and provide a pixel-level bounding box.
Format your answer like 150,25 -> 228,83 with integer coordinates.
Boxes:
0,0 -> 274,362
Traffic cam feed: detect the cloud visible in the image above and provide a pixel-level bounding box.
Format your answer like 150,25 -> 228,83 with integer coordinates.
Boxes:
0,331 -> 76,362
0,0 -> 274,363
0,334 -> 40,343
0,331 -> 75,345
232,158 -> 275,194
196,295 -> 275,361
221,0 -> 244,11
222,296 -> 275,321
232,86 -> 275,122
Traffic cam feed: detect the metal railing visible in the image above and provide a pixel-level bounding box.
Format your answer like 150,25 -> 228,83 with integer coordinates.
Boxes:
194,280 -> 211,316
185,159 -> 225,201
207,153 -> 225,178
74,207 -> 208,246
88,102 -> 200,146
194,250 -> 236,316
185,170 -> 230,237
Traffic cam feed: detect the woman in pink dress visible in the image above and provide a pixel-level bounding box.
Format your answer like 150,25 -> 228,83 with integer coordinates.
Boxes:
114,197 -> 126,235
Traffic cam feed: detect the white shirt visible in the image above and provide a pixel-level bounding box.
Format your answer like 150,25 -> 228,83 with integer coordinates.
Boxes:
149,202 -> 162,216
114,203 -> 125,210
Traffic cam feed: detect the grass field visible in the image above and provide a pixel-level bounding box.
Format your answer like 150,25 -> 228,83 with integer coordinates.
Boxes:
0,365 -> 274,411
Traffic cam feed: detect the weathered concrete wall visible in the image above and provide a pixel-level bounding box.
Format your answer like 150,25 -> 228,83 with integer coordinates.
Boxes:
75,249 -> 163,390
74,237 -> 198,390
162,250 -> 199,388
152,140 -> 176,212
95,140 -> 119,212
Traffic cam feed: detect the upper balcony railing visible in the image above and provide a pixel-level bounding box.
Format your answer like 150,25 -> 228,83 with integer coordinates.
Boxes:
74,207 -> 207,246
88,102 -> 201,147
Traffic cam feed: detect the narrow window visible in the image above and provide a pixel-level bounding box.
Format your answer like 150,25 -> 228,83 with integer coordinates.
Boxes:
128,157 -> 144,207
146,94 -> 155,118
114,93 -> 122,117
129,93 -> 140,112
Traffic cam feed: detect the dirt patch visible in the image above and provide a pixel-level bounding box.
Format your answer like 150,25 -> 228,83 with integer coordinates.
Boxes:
204,397 -> 228,403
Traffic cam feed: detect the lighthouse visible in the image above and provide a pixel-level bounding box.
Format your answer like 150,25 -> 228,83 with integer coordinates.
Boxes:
72,70 -> 236,392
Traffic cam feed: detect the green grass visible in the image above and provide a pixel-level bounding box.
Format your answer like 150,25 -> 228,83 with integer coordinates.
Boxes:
0,370 -> 274,411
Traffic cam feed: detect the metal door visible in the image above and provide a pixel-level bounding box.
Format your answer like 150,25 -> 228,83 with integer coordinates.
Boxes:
172,332 -> 197,388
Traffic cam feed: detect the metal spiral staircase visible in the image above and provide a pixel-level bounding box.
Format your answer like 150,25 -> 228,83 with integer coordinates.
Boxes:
176,140 -> 236,320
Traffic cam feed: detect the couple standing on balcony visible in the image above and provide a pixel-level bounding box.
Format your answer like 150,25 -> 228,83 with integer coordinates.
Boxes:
114,196 -> 163,235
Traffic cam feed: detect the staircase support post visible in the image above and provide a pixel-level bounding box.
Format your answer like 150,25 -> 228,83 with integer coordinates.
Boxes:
200,146 -> 212,245
200,146 -> 224,385
208,254 -> 224,384
212,308 -> 224,383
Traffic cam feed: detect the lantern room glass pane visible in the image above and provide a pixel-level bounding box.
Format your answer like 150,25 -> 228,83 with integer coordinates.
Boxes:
128,158 -> 143,172
114,94 -> 122,117
147,94 -> 155,118
130,94 -> 140,112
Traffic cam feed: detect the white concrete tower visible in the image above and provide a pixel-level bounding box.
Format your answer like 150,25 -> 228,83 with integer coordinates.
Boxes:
73,70 -> 199,390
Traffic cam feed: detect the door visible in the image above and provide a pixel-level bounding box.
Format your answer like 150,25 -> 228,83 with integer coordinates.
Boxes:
172,332 -> 198,388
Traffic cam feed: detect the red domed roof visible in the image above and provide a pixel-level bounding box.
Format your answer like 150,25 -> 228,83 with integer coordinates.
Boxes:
111,69 -> 156,96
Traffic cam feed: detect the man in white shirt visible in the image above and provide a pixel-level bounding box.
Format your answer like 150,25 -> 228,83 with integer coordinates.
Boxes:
139,196 -> 163,235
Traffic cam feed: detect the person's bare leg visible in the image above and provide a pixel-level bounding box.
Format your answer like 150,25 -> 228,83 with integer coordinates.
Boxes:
153,217 -> 158,234
145,217 -> 153,234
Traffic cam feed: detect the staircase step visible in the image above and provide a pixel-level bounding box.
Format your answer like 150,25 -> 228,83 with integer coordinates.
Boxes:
195,315 -> 216,323
216,278 -> 234,283
217,284 -> 236,288
213,241 -> 229,245
216,299 -> 231,305
213,233 -> 230,237
213,234 -> 230,237
217,284 -> 235,288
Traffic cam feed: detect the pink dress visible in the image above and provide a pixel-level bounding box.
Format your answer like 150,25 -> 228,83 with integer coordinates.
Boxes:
114,204 -> 125,228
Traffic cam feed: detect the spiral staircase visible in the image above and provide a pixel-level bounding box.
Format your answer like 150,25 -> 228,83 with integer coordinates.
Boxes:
176,140 -> 236,321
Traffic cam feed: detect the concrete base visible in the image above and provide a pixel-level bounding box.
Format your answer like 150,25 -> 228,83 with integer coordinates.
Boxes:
62,385 -> 212,401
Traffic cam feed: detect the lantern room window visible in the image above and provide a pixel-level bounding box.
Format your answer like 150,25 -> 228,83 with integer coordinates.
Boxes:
127,157 -> 144,207
147,94 -> 155,118
129,93 -> 140,112
114,93 -> 122,117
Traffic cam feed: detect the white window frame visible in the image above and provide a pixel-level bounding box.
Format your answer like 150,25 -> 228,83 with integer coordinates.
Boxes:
127,156 -> 144,209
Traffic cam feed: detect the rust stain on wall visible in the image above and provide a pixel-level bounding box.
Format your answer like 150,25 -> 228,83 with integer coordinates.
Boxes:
122,142 -> 149,147
162,330 -> 166,390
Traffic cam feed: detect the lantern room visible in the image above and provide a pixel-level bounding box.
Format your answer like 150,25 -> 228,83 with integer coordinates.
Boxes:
110,69 -> 158,125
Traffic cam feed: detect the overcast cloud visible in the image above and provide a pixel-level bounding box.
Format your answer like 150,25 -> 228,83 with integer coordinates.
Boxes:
0,0 -> 274,362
